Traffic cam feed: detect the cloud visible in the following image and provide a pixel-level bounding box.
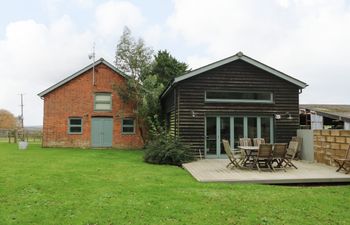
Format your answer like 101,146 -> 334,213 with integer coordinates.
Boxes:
167,0 -> 350,104
95,1 -> 144,37
167,0 -> 301,57
143,25 -> 162,47
2,0 -> 350,126
186,55 -> 213,70
74,0 -> 94,8
0,1 -> 147,125
0,16 -> 94,126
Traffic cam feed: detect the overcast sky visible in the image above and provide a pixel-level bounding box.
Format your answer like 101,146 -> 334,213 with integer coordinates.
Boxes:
1,0 -> 350,126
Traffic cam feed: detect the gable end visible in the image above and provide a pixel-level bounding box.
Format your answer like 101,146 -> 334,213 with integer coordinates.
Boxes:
160,52 -> 308,99
38,58 -> 128,97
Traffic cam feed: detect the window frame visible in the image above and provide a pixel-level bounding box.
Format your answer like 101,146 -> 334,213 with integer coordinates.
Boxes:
68,117 -> 83,134
121,118 -> 135,134
205,91 -> 273,103
94,93 -> 112,111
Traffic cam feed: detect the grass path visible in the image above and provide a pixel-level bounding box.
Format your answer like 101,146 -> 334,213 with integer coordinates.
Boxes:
0,143 -> 349,224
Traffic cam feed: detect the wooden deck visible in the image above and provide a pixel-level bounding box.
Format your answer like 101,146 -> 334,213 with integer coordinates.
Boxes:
182,159 -> 350,184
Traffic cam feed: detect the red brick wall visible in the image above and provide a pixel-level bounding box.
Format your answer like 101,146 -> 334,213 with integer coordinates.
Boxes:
42,63 -> 144,149
314,130 -> 350,166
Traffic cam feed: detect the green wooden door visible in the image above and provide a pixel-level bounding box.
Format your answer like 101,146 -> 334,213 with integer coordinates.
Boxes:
91,117 -> 113,147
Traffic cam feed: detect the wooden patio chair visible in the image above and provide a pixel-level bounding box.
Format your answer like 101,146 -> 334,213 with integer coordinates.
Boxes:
283,141 -> 299,169
253,138 -> 265,147
291,136 -> 303,160
222,139 -> 242,169
239,138 -> 253,164
239,138 -> 252,146
271,143 -> 288,171
333,144 -> 350,174
253,144 -> 273,171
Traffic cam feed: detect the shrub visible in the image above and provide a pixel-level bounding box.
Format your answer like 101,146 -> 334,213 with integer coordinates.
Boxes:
144,117 -> 194,166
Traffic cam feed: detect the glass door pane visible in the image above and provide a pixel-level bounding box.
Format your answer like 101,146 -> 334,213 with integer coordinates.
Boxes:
261,117 -> 272,143
206,117 -> 217,156
248,117 -> 257,140
234,117 -> 244,148
220,117 -> 230,155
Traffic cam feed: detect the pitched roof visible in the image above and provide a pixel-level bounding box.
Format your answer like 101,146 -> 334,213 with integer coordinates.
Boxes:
38,58 -> 128,97
300,104 -> 350,122
160,52 -> 308,99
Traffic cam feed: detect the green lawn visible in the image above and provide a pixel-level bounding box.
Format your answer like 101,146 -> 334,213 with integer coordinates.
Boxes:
0,143 -> 349,225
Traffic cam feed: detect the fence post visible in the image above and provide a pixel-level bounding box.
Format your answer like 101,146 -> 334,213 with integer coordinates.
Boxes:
14,130 -> 17,144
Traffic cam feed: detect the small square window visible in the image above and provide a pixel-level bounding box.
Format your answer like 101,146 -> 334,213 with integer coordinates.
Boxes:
68,117 -> 82,134
70,118 -> 82,125
122,118 -> 135,134
94,93 -> 112,111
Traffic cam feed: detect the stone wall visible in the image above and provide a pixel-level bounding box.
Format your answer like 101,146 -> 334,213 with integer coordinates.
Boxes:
314,130 -> 350,166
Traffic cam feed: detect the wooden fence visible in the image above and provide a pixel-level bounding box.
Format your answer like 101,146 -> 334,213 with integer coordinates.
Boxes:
0,129 -> 42,143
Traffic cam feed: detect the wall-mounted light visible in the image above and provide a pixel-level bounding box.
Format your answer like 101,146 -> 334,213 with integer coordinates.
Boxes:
192,110 -> 196,118
274,113 -> 293,120
116,110 -> 124,119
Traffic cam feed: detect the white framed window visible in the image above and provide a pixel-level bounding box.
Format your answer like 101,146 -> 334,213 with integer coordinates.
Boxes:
94,93 -> 112,111
205,91 -> 273,103
122,118 -> 135,134
68,117 -> 82,134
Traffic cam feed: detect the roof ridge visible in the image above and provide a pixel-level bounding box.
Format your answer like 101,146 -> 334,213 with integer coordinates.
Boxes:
38,58 -> 128,97
160,52 -> 308,99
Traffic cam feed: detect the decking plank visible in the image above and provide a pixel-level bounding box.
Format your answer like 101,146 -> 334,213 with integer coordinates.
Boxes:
182,159 -> 350,184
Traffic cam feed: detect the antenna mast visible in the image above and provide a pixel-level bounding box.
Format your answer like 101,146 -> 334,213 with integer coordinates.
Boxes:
89,42 -> 96,86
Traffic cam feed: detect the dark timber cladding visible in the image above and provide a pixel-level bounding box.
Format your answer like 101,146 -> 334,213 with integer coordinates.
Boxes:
161,53 -> 307,157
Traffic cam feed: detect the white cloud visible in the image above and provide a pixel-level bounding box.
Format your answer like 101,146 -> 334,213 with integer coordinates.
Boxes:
2,0 -> 350,125
0,16 -> 94,126
0,1 -> 147,126
186,55 -> 213,70
74,0 -> 94,8
143,25 -> 162,47
275,0 -> 290,8
95,1 -> 144,37
43,0 -> 95,15
168,0 -> 350,104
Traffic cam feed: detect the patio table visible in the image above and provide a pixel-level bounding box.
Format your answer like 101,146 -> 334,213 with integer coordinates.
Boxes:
238,146 -> 259,168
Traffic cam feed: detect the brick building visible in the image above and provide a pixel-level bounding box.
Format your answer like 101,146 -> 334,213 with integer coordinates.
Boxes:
38,58 -> 144,148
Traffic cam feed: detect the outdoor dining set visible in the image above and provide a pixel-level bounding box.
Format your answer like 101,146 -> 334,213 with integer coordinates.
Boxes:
222,138 -> 300,172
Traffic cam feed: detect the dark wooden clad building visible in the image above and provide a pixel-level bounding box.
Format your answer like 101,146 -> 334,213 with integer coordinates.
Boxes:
160,52 -> 307,158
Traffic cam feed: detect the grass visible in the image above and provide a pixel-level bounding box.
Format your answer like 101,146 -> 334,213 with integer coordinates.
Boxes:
0,143 -> 349,225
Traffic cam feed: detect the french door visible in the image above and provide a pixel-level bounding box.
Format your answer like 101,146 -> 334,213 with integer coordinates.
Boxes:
205,116 -> 274,158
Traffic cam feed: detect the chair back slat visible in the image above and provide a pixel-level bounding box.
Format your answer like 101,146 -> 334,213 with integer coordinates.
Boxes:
346,144 -> 350,159
291,136 -> 303,159
286,141 -> 299,159
222,139 -> 234,159
239,138 -> 252,147
253,138 -> 265,146
258,144 -> 273,158
222,139 -> 241,168
272,143 -> 288,158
